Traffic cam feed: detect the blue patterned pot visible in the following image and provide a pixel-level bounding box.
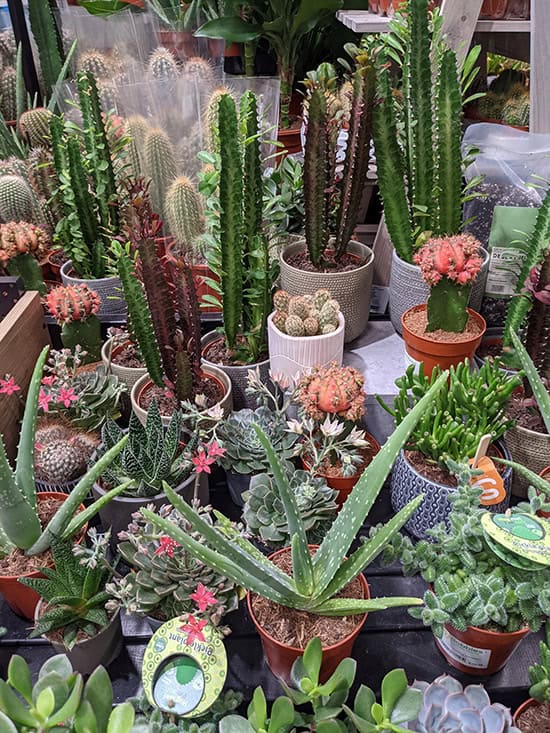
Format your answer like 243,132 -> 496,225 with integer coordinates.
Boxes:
390,441 -> 512,540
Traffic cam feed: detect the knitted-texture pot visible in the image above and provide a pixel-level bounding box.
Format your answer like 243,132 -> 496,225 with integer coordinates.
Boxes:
201,331 -> 270,411
390,443 -> 512,540
506,423 -> 550,497
61,260 -> 127,322
279,239 -> 374,343
101,339 -> 147,391
267,312 -> 345,381
389,248 -> 489,335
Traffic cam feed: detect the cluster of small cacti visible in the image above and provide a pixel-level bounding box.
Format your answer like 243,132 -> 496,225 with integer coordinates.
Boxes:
296,362 -> 366,422
414,234 -> 483,287
475,81 -> 530,127
34,419 -> 99,484
46,283 -> 101,324
0,221 -> 48,266
272,288 -> 341,337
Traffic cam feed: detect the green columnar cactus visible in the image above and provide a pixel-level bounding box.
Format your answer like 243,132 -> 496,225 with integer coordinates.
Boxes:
0,174 -> 36,222
0,32 -> 15,67
28,0 -> 64,97
7,253 -> 45,294
144,127 -> 178,218
218,93 -> 243,350
175,125 -> 202,179
303,88 -> 329,268
204,87 -> 231,154
18,107 -> 53,147
0,66 -> 17,121
164,175 -> 205,258
147,47 -> 179,80
0,347 -> 129,555
124,114 -> 150,178
78,50 -> 111,79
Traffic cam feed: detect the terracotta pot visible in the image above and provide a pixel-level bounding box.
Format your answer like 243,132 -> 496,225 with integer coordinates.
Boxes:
277,124 -> 302,157
224,42 -> 241,58
435,621 -> 530,676
514,698 -> 542,727
130,366 -> 232,427
247,546 -> 369,683
101,338 -> 147,391
480,0 -> 508,18
192,263 -> 221,314
156,29 -> 198,60
45,251 -> 66,282
0,493 -> 85,620
302,432 -> 381,508
401,305 -> 487,377
537,466 -> 550,519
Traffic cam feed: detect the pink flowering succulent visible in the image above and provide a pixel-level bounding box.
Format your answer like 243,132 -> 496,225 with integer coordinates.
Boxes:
414,234 -> 484,333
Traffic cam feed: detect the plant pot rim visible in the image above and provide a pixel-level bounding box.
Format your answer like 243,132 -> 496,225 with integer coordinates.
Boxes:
302,432 -> 381,481
510,421 -> 550,441
132,370 -> 227,417
61,260 -> 119,285
267,311 -> 345,342
444,620 -> 530,639
246,545 -> 369,654
0,492 -> 86,581
281,239 -> 374,277
101,338 -> 146,371
93,469 -> 196,505
201,332 -> 270,369
401,304 -> 487,349
513,697 -> 541,725
35,599 -> 120,649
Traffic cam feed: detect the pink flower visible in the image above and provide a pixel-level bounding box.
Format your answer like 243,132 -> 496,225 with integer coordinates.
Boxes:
38,388 -> 52,413
179,615 -> 208,644
206,440 -> 226,460
154,536 -> 180,557
192,449 -> 216,474
57,387 -> 78,407
0,376 -> 20,395
189,583 -> 217,612
41,375 -> 56,387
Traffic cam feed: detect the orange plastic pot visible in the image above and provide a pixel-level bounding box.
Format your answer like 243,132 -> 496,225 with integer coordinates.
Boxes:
277,124 -> 302,158
192,263 -> 221,314
514,698 -> 540,727
434,622 -> 530,676
537,466 -> 550,519
301,433 -> 381,509
247,546 -> 369,683
0,492 -> 86,620
401,305 -> 486,378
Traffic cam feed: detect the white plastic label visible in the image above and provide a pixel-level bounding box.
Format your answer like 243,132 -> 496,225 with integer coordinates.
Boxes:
439,628 -> 491,669
485,247 -> 526,297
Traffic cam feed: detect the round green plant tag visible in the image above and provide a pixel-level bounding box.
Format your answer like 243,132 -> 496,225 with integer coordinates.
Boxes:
481,512 -> 550,567
142,617 -> 227,717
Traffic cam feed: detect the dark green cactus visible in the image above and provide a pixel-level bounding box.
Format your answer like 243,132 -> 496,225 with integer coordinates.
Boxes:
144,127 -> 178,218
303,88 -> 329,268
0,174 -> 36,221
18,107 -> 53,148
27,146 -> 63,225
7,253 -> 46,295
28,0 -> 64,98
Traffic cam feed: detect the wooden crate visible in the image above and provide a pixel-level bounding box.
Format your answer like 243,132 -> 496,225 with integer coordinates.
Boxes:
0,291 -> 50,462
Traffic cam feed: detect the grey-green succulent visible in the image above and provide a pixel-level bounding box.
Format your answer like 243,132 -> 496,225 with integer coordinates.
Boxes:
243,468 -> 338,548
129,690 -> 243,733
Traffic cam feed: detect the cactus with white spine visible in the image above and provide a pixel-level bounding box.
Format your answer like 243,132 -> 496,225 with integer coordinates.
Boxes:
141,371 -> 447,617
144,127 -> 178,218
124,114 -> 150,178
0,175 -> 37,223
0,66 -> 17,121
34,420 -> 99,485
147,47 -> 179,81
164,175 -> 205,260
18,107 -> 53,147
78,49 -> 111,79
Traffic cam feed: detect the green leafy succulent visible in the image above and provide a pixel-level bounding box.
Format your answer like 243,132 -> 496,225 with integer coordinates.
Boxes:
529,625 -> 550,704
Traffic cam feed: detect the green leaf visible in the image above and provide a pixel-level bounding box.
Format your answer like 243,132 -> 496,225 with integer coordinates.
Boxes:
0,681 -> 36,727
195,17 -> 262,42
219,715 -> 256,733
107,702 -> 135,733
267,697 -> 296,733
302,637 -> 322,687
313,596 -> 423,616
381,669 -> 408,719
0,712 -> 16,733
7,656 -> 32,703
353,685 -> 376,723
249,687 -> 267,731
74,700 -> 98,733
342,706 -> 378,733
84,665 -> 113,733
510,330 -> 550,432
390,687 -> 423,725
36,687 -> 56,719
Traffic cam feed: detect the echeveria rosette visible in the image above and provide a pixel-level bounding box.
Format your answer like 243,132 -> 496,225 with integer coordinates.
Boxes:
414,234 -> 483,333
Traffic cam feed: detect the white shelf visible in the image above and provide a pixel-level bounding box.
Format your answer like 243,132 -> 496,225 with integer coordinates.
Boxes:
336,10 -> 530,34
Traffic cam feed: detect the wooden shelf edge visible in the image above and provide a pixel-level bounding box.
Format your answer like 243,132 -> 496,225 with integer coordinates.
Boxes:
336,10 -> 530,33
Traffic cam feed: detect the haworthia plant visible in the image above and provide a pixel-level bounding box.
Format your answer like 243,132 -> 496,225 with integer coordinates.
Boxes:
142,371 -> 448,615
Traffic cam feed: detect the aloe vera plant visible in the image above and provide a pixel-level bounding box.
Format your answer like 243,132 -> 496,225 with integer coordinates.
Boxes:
0,347 -> 129,557
510,330 -> 550,433
141,372 -> 447,616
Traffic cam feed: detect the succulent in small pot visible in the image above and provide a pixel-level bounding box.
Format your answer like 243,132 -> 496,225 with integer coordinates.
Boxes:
108,502 -> 241,630
402,235 -> 487,375
0,221 -> 48,295
34,417 -> 99,493
101,327 -> 147,391
45,283 -> 102,363
514,625 -> 550,731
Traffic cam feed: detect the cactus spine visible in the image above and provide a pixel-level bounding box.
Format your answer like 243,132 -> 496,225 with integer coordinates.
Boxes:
204,87 -> 231,154
144,128 -> 178,218
78,50 -> 111,80
164,176 -> 205,259
147,47 -> 179,81
0,66 -> 17,121
124,114 -> 150,178
18,107 -> 53,148
0,175 -> 36,222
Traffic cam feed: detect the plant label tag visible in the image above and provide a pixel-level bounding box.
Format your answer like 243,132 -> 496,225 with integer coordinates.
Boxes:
469,456 -> 506,506
481,512 -> 550,566
142,617 -> 227,717
439,628 -> 491,670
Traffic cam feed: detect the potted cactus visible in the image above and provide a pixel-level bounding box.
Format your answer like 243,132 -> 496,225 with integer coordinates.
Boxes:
0,347 -> 129,619
514,625 -> 550,730
401,235 -> 487,375
379,360 -> 520,539
279,51 -> 375,343
394,473 -> 550,676
108,501 -> 241,631
45,283 -> 102,363
373,0 -> 487,335
0,221 -> 48,295
200,91 -> 274,409
140,371 -> 447,681
267,289 -> 345,381
291,364 -> 380,507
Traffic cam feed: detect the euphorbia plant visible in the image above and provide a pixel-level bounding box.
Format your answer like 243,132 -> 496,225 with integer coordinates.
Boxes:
414,234 -> 484,332
0,347 -> 129,556
140,372 -> 447,617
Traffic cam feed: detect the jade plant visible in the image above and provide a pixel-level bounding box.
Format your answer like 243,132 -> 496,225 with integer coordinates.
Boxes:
0,346 -> 129,556
45,284 -> 102,363
0,221 -> 48,295
377,360 -> 522,468
0,655 -> 135,733
140,372 -> 447,618
373,0 -> 481,263
413,234 -> 484,332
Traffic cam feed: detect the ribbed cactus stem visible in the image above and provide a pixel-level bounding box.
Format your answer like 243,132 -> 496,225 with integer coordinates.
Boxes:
18,108 -> 53,148
524,254 -> 550,379
61,317 -> 102,362
28,0 -> 64,97
144,128 -> 178,218
0,175 -> 36,222
147,47 -> 179,80
7,253 -> 46,295
304,88 -> 329,267
124,114 -> 150,178
164,176 -> 204,258
0,66 -> 17,121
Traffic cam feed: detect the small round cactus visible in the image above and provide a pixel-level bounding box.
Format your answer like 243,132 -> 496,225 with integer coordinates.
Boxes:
296,363 -> 366,422
312,288 -> 332,310
34,420 -> 99,485
285,314 -> 305,337
18,108 -> 53,147
147,47 -> 179,81
0,175 -> 37,222
303,316 -> 319,336
272,310 -> 287,333
288,296 -> 310,320
46,283 -> 101,324
271,288 -> 341,337
78,50 -> 111,79
0,221 -> 49,266
273,289 -> 291,312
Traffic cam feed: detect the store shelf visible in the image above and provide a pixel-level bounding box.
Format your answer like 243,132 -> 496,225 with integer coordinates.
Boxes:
336,10 -> 531,33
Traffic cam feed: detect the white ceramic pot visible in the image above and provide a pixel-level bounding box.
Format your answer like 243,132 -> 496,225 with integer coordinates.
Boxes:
101,338 -> 147,391
267,311 -> 345,381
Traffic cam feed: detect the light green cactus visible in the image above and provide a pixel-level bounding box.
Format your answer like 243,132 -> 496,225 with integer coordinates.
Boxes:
0,174 -> 37,221
0,65 -> 17,121
144,127 -> 178,218
124,114 -> 150,178
164,175 -> 205,258
18,107 -> 53,147
204,87 -> 232,154
147,47 -> 179,81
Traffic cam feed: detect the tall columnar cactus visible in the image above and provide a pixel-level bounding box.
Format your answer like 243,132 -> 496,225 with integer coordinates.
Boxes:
0,175 -> 36,222
124,114 -> 150,178
147,47 -> 179,81
144,127 -> 178,218
46,284 -> 102,362
164,176 -> 204,259
28,0 -> 64,97
18,107 -> 53,148
0,66 -> 17,121
218,93 -> 243,351
204,87 -> 231,154
303,88 -> 329,268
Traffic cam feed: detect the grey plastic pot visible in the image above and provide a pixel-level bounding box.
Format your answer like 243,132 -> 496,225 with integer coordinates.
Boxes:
279,239 -> 374,343
60,260 -> 127,322
390,441 -> 512,540
101,338 -> 147,391
201,331 -> 270,411
92,471 -> 208,546
389,248 -> 489,335
37,603 -> 122,676
225,470 -> 252,507
506,424 -> 550,497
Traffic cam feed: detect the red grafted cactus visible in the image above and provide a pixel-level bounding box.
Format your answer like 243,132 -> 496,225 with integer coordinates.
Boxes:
46,284 -> 101,324
296,363 -> 366,422
0,221 -> 49,266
